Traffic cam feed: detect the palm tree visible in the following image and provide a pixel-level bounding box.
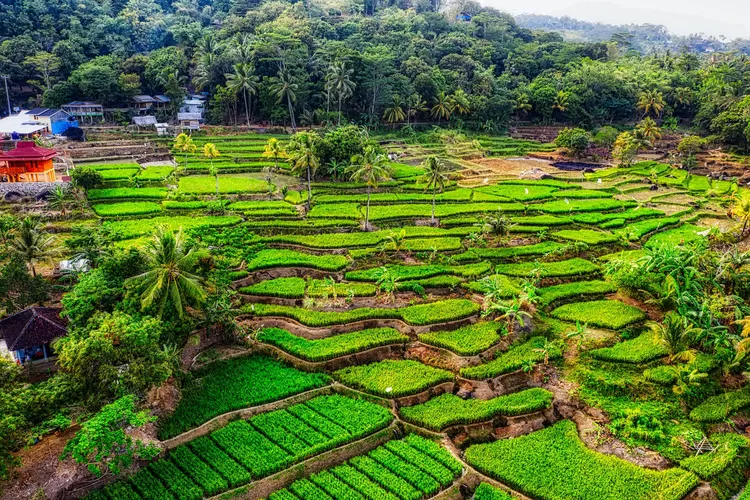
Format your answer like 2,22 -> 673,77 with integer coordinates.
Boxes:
552,90 -> 570,113
406,93 -> 427,127
647,312 -> 700,363
287,132 -> 320,210
734,194 -> 750,238
262,138 -> 287,171
203,143 -> 221,198
430,91 -> 453,123
193,51 -> 219,92
346,146 -> 392,231
514,93 -> 532,121
448,89 -> 470,116
383,95 -> 406,128
270,68 -> 298,131
174,133 -> 196,172
329,62 -> 355,126
11,217 -> 57,276
47,184 -> 70,216
225,63 -> 259,127
420,156 -> 448,225
636,117 -> 662,146
125,228 -> 207,319
373,267 -> 399,303
326,159 -> 347,181
637,90 -> 666,118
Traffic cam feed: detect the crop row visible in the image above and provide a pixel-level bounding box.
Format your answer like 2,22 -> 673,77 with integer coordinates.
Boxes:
346,261 -> 491,282
246,249 -> 351,272
268,434 -> 462,500
494,257 -> 599,278
257,327 -> 409,362
418,322 -> 507,356
461,336 -> 562,380
104,215 -> 241,240
400,389 -> 553,431
261,226 -> 471,249
334,359 -> 454,397
245,299 -> 481,327
550,300 -> 646,330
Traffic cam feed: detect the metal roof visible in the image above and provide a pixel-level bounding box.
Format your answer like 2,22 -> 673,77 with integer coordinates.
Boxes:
133,116 -> 157,126
133,95 -> 157,103
0,112 -> 47,135
0,307 -> 67,352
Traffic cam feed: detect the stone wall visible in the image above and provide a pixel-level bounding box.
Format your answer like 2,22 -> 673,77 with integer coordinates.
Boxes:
0,181 -> 68,201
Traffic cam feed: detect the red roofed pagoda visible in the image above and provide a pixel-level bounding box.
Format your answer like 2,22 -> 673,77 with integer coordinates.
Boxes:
0,141 -> 58,183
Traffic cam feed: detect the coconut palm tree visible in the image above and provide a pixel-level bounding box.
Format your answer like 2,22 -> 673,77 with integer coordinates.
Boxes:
269,68 -> 298,131
174,133 -> 196,172
636,117 -> 662,146
406,93 -> 427,127
552,90 -> 570,114
225,63 -> 259,127
420,156 -> 448,225
11,217 -> 58,277
203,143 -> 221,198
448,89 -> 470,116
647,312 -> 700,363
346,146 -> 392,231
262,137 -> 287,171
430,91 -> 453,122
287,132 -> 320,210
47,184 -> 70,216
125,228 -> 207,319
734,195 -> 750,238
328,62 -> 355,125
637,89 -> 666,118
514,93 -> 532,121
383,95 -> 406,128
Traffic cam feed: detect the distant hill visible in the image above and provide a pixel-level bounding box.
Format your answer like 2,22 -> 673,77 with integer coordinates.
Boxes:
515,14 -> 750,54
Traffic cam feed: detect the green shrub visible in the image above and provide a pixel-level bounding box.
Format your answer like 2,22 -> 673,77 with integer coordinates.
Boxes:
92,201 -> 162,217
551,300 -> 646,329
538,280 -> 617,306
177,174 -> 268,194
465,420 -> 699,500
591,333 -> 669,363
157,355 -> 329,439
419,322 -> 506,356
690,388 -> 750,423
246,249 -> 350,272
552,229 -> 619,245
461,337 -> 561,379
334,360 -> 454,397
400,389 -> 553,431
495,258 -> 599,278
258,327 -> 408,362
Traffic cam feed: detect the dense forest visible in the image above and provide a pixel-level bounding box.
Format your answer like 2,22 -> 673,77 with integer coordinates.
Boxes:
1,0 -> 750,149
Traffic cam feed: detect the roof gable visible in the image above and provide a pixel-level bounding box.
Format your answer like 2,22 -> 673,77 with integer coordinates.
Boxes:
0,307 -> 67,351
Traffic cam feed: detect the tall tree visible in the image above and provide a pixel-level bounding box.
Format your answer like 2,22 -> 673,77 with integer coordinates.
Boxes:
262,137 -> 287,171
637,89 -> 666,118
383,95 -> 406,128
346,146 -> 391,231
329,62 -> 355,126
270,68 -> 298,131
431,91 -> 453,122
11,217 -> 57,277
420,156 -> 449,226
203,143 -> 221,198
225,63 -> 259,127
173,133 -> 196,172
125,228 -> 207,319
287,132 -> 320,210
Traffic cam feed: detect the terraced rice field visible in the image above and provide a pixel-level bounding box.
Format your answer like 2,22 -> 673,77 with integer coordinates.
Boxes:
79,134 -> 749,500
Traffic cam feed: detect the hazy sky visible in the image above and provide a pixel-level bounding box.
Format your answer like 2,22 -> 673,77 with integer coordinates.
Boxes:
483,0 -> 750,39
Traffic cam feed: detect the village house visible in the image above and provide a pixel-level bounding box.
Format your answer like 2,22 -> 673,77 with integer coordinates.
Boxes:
0,307 -> 68,364
0,141 -> 58,182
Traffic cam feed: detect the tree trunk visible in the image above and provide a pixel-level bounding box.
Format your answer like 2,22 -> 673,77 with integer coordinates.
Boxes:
288,95 -> 296,131
306,164 -> 312,210
338,94 -> 343,126
365,186 -> 371,231
431,189 -> 436,225
213,160 -> 218,198
29,262 -> 36,277
243,90 -> 251,128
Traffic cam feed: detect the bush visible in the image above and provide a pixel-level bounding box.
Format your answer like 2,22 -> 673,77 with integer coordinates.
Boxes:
257,327 -> 408,362
157,355 -> 329,439
461,337 -> 561,379
246,249 -> 350,272
92,202 -> 162,217
419,322 -> 506,356
400,389 -> 553,431
495,258 -> 599,278
334,360 -> 454,397
590,333 -> 668,363
551,300 -> 646,329
689,388 -> 750,423
464,420 -> 699,500
555,127 -> 591,157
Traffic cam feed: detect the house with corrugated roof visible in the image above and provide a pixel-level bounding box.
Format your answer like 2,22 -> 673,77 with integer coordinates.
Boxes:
0,307 -> 68,364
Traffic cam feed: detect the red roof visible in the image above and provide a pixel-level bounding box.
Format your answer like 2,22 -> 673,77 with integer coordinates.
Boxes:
0,141 -> 57,161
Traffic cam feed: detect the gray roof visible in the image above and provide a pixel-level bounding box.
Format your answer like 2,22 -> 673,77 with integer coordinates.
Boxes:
28,108 -> 70,118
153,95 -> 171,103
178,112 -> 202,120
133,95 -> 157,103
133,116 -> 157,126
